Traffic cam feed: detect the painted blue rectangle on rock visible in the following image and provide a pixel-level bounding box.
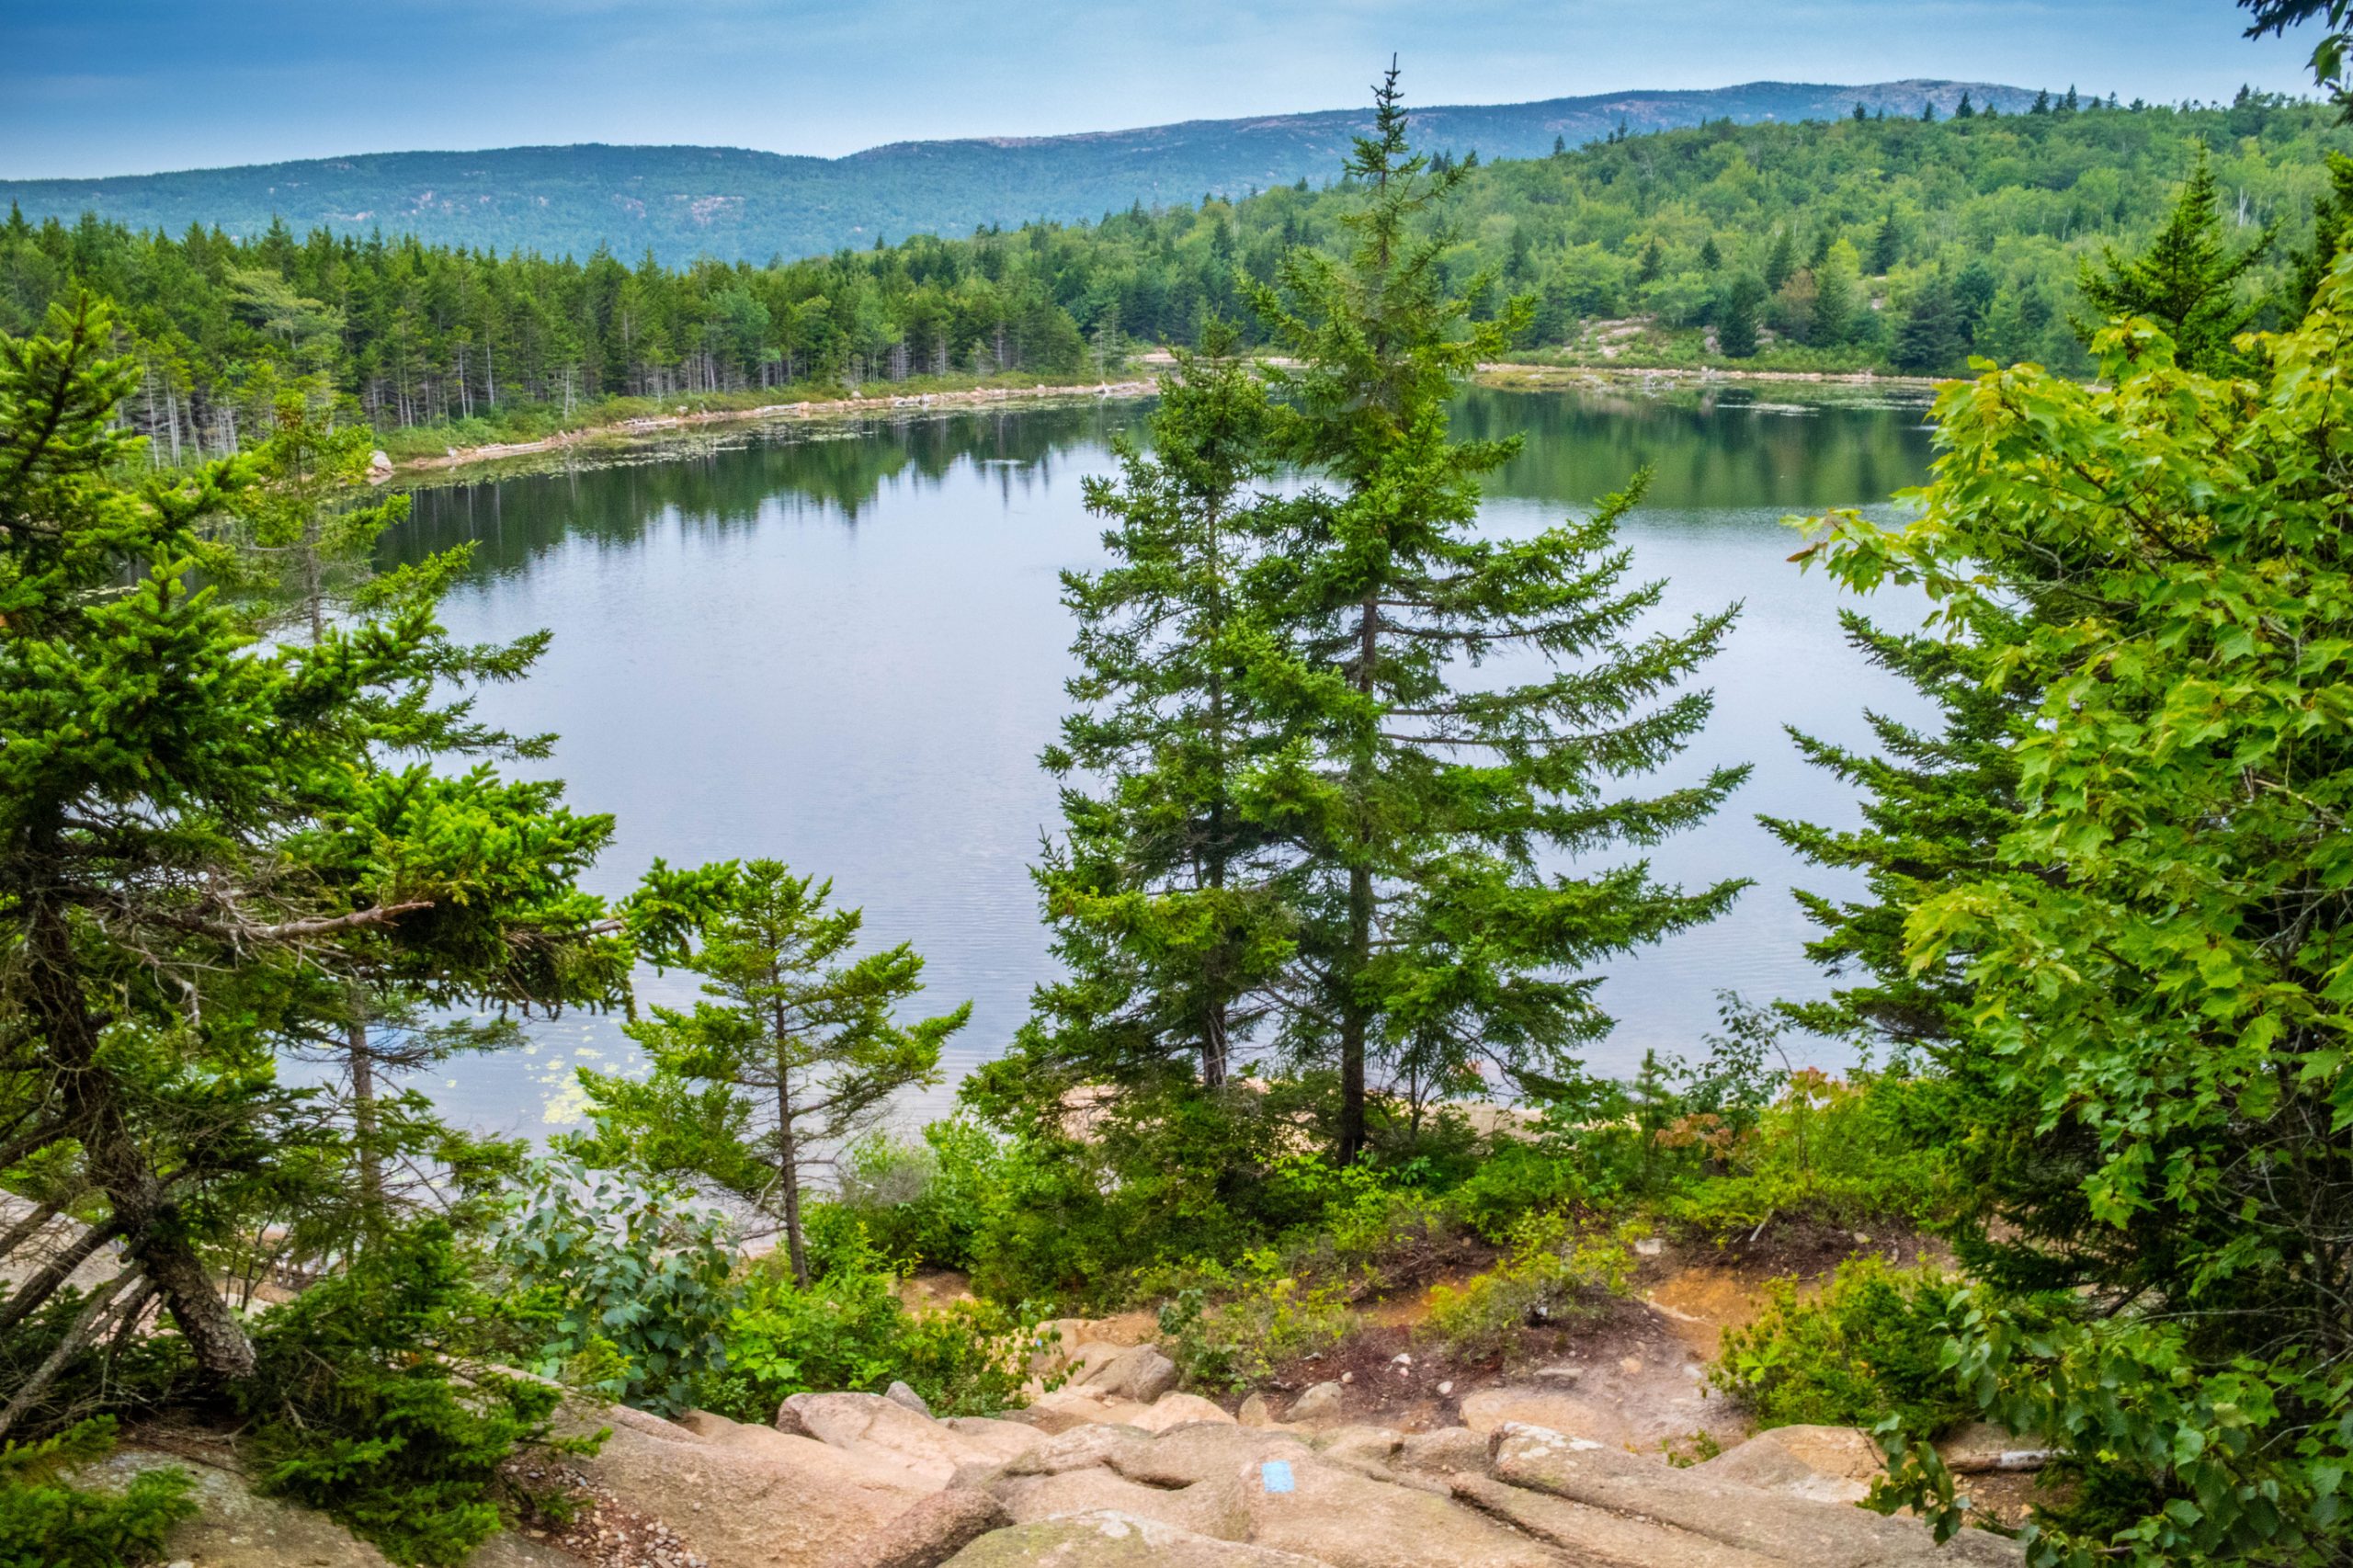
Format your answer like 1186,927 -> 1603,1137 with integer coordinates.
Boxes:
1261,1460 -> 1295,1494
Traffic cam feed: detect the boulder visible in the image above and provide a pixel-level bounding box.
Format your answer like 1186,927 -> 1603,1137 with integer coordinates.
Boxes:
1458,1386 -> 1630,1446
943,1511 -> 1329,1566
1282,1381 -> 1345,1424
1698,1425 -> 1882,1505
579,1404 -> 930,1566
1080,1343 -> 1181,1403
1312,1426 -> 1403,1467
1130,1392 -> 1239,1433
991,1465 -> 1249,1540
778,1391 -> 1031,1488
1489,1426 -> 2020,1567
1006,1423 -> 1158,1478
888,1381 -> 936,1417
1007,1384 -> 1158,1434
1395,1427 -> 1491,1478
1236,1392 -> 1274,1428
844,1490 -> 1010,1568
1227,1449 -> 1558,1568
1449,1471 -> 1784,1568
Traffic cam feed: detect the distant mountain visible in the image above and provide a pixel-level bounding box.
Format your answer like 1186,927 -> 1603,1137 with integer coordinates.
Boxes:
0,80 -> 2040,265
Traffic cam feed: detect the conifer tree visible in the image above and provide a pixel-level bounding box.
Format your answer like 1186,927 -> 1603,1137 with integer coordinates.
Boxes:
1810,238 -> 1861,344
1249,66 -> 1746,1159
1017,326 -> 1298,1092
583,860 -> 967,1284
1716,274 -> 1766,358
1955,91 -> 1976,119
1893,275 -> 1967,371
0,296 -> 627,1397
1763,228 -> 1797,292
1870,210 -> 1902,274
1698,234 -> 1722,271
2075,150 -> 2273,371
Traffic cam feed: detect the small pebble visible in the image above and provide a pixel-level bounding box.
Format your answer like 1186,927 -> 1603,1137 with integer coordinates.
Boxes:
1391,1352 -> 1413,1366
1437,1381 -> 1453,1395
1620,1356 -> 1643,1376
1339,1371 -> 1353,1384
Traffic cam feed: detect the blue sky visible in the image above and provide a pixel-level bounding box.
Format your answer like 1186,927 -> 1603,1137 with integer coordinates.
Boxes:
0,0 -> 2324,179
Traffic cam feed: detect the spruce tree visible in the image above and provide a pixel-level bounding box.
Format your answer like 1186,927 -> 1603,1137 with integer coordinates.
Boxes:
1698,234 -> 1722,271
1893,275 -> 1967,371
1017,326 -> 1298,1092
583,859 -> 967,1285
1870,210 -> 1901,274
1763,227 -> 1797,292
0,297 -> 627,1398
2075,150 -> 2273,371
1810,238 -> 1860,345
1955,91 -> 1976,119
1250,67 -> 1747,1159
1716,273 -> 1766,357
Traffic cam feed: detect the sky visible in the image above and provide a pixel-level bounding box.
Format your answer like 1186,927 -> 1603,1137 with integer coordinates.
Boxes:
0,0 -> 2325,180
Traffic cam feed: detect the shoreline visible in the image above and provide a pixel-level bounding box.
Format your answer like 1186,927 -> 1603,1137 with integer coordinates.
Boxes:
386,378 -> 1163,480
387,358 -> 1943,482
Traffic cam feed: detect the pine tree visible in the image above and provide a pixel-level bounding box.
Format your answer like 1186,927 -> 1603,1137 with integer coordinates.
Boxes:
1893,275 -> 1967,371
1763,227 -> 1797,292
1552,134 -> 1566,156
1870,210 -> 1902,274
1810,238 -> 1861,344
1853,101 -> 1869,121
1955,91 -> 1977,119
1250,67 -> 1747,1159
2030,88 -> 2052,114
1636,236 -> 1665,283
1716,273 -> 1765,357
2063,85 -> 2080,112
588,860 -> 968,1285
1698,233 -> 1722,271
1017,326 -> 1297,1092
2075,150 -> 2274,370
2286,149 -> 2353,312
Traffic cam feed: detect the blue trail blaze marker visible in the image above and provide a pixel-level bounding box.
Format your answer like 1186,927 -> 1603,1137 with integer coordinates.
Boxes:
1260,1460 -> 1295,1494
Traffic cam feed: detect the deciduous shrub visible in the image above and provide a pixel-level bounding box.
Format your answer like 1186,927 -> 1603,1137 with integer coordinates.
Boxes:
702,1229 -> 1040,1419
492,1156 -> 737,1415
1422,1214 -> 1638,1363
1707,1258 -> 1985,1435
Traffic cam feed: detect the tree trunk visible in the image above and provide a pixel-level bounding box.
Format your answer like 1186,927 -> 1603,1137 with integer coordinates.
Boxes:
349,1003 -> 385,1224
1338,587 -> 1380,1165
24,888 -> 256,1381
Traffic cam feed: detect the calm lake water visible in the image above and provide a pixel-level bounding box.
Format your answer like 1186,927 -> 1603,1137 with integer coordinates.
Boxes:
389,384 -> 1938,1136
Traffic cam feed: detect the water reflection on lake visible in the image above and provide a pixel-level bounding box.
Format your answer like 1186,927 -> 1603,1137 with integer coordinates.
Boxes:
386,384 -> 1938,1135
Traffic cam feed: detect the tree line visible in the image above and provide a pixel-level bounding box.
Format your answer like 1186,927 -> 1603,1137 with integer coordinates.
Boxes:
2,87 -> 2347,465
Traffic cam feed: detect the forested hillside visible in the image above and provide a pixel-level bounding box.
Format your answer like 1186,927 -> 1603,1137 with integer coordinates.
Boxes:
0,80 -> 2040,265
3,90 -> 2336,458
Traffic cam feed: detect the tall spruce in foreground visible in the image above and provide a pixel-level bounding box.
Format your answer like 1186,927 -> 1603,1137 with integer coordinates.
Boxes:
0,296 -> 626,1413
1250,66 -> 1748,1159
1802,279 -> 2353,1566
578,859 -> 967,1284
1018,326 -> 1298,1092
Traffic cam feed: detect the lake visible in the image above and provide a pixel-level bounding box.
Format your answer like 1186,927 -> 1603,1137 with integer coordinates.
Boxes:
388,382 -> 1938,1136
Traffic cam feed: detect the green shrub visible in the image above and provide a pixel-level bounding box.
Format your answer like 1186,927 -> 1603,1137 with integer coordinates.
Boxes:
492,1155 -> 738,1415
835,1120 -> 1006,1273
0,1417 -> 194,1568
1665,1071 -> 1963,1240
1421,1214 -> 1638,1363
1156,1249 -> 1358,1391
1708,1257 -> 1978,1435
244,1223 -> 597,1568
702,1231 -> 1040,1420
1449,1141 -> 1588,1242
